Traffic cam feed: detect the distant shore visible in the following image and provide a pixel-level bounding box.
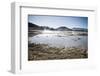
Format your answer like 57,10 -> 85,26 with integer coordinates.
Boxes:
28,43 -> 88,60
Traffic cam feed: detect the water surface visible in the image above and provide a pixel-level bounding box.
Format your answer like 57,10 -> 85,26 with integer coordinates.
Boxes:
29,31 -> 87,49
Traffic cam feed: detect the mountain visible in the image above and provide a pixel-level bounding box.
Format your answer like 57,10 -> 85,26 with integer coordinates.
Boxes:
28,22 -> 55,30
72,28 -> 88,32
28,22 -> 87,32
28,22 -> 44,30
56,26 -> 72,31
28,22 -> 38,27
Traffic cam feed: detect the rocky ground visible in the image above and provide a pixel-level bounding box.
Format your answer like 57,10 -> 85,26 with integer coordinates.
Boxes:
28,43 -> 88,61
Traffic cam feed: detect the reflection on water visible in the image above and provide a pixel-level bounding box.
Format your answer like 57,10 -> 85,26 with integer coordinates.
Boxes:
29,30 -> 87,49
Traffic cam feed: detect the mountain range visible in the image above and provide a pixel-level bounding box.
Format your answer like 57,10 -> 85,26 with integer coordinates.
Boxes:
28,22 -> 88,32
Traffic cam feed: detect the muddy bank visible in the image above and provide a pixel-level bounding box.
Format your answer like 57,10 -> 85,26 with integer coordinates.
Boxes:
28,43 -> 88,60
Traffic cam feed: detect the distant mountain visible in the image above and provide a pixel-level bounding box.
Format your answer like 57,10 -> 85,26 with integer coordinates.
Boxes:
56,26 -> 72,31
28,22 -> 55,30
28,22 -> 38,27
28,22 -> 44,30
72,28 -> 88,32
28,22 -> 87,32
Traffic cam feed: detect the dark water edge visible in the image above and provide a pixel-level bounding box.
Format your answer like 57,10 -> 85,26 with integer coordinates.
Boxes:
28,43 -> 88,61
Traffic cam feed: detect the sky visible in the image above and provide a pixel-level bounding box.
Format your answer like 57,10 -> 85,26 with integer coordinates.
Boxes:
28,15 -> 88,29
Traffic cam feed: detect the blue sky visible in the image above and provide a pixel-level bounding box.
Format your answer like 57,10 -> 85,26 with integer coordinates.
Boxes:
28,15 -> 88,29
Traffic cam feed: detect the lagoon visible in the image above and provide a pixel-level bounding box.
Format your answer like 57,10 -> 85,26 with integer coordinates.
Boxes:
29,30 -> 87,49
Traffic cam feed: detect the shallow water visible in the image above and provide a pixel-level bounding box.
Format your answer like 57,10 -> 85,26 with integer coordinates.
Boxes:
29,31 -> 88,49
